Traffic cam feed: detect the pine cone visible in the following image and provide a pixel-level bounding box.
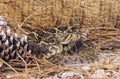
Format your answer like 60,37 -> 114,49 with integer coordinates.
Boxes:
0,18 -> 42,62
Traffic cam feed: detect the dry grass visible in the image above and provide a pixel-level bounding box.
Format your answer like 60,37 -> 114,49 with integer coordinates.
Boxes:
0,0 -> 119,30
0,0 -> 120,79
0,26 -> 119,79
1,52 -> 120,79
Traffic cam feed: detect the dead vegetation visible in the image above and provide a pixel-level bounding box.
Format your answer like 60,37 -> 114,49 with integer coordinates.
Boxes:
0,0 -> 120,79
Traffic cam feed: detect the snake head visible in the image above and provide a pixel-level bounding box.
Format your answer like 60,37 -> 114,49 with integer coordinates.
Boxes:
48,26 -> 81,45
56,33 -> 81,44
61,27 -> 81,44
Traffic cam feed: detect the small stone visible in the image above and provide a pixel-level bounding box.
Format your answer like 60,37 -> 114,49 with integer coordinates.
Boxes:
81,66 -> 90,71
91,69 -> 106,78
59,71 -> 80,78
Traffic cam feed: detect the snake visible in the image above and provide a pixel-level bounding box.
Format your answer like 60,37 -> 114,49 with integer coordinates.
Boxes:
27,26 -> 83,59
0,17 -> 88,63
27,26 -> 97,65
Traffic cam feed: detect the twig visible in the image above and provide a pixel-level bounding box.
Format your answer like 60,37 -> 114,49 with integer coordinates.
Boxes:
17,53 -> 28,73
95,33 -> 120,36
36,61 -> 41,75
0,58 -> 18,73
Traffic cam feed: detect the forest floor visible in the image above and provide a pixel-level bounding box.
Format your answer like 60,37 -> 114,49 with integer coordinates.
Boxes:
0,27 -> 120,79
0,49 -> 120,79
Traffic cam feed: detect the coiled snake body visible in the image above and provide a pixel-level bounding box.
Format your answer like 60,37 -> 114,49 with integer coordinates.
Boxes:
28,26 -> 84,59
0,17 -> 87,63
